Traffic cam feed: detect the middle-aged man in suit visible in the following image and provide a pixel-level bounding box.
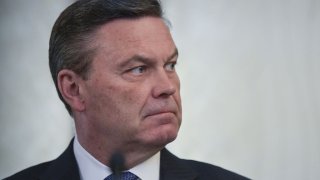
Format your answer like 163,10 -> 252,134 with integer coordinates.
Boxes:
5,0 -> 249,179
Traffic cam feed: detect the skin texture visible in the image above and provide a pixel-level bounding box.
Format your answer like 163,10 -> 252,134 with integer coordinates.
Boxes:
57,17 -> 182,168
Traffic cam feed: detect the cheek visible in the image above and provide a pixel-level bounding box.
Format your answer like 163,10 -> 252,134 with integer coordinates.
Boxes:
93,82 -> 149,118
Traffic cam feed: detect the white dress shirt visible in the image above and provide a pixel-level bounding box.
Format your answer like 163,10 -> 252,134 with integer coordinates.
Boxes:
73,136 -> 160,180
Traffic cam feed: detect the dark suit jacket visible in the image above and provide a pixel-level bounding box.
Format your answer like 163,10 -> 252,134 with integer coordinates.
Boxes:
5,140 -> 249,180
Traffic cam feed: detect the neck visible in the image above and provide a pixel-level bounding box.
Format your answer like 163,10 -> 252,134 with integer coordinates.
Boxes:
74,120 -> 161,169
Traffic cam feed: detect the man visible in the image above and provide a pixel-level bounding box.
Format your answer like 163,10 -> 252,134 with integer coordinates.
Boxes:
5,0 -> 249,179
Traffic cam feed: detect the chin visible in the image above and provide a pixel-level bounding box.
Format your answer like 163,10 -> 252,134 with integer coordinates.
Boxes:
145,126 -> 179,148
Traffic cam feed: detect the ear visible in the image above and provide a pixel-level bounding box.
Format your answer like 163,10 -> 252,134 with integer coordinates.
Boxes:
57,69 -> 86,112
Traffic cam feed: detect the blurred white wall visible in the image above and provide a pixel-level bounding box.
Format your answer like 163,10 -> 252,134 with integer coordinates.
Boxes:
1,0 -> 319,179
0,0 -> 74,178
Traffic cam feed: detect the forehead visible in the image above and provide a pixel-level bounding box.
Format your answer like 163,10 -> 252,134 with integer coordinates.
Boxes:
92,16 -> 176,60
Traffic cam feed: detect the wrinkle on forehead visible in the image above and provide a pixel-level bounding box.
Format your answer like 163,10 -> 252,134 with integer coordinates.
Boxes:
91,16 -> 176,66
94,16 -> 172,45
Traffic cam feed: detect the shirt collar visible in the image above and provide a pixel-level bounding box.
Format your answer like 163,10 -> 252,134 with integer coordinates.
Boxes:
130,151 -> 160,180
73,136 -> 112,180
73,136 -> 160,180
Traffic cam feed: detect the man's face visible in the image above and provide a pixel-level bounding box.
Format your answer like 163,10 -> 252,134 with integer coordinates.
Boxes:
80,17 -> 181,150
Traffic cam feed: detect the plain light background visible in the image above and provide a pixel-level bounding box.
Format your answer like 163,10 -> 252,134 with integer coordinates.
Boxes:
1,0 -> 319,179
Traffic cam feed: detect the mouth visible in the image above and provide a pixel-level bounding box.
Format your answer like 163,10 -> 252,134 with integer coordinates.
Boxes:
142,101 -> 180,123
144,109 -> 176,118
144,111 -> 177,126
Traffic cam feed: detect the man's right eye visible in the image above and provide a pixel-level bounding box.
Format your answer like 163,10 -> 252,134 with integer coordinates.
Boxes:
129,66 -> 147,75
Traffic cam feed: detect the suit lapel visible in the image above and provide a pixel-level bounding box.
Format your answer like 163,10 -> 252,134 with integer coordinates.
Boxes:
160,148 -> 198,180
39,139 -> 80,180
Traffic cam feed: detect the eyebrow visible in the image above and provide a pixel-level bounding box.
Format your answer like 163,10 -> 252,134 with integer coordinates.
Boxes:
118,48 -> 179,69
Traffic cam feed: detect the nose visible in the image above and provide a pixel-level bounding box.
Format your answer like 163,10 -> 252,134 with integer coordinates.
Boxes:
152,71 -> 177,98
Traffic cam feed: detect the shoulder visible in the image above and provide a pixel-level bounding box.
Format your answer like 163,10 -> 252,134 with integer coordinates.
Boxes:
183,159 -> 249,180
160,148 -> 250,180
4,139 -> 79,180
4,161 -> 52,180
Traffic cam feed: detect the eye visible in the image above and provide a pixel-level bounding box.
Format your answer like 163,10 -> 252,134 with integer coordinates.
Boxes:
165,62 -> 177,72
129,66 -> 147,75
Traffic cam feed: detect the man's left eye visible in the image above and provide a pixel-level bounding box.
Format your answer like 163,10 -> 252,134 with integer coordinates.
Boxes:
165,62 -> 176,71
